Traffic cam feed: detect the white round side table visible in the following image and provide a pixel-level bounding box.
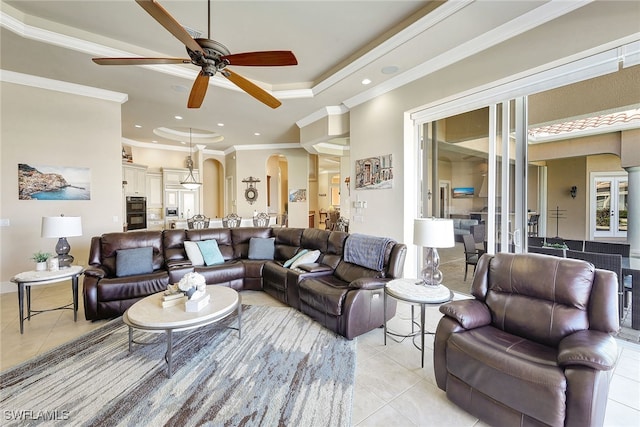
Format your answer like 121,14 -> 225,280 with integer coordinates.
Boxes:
383,278 -> 453,368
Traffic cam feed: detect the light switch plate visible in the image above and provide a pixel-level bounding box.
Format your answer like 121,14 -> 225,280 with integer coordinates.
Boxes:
0,218 -> 9,227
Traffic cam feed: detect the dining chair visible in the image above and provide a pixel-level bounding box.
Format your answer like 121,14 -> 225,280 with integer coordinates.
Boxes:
222,213 -> 242,228
583,241 -> 632,311
252,212 -> 270,227
563,239 -> 585,251
462,234 -> 480,281
528,236 -> 544,247
584,241 -> 630,257
187,214 -> 209,229
566,249 -> 624,320
528,246 -> 565,257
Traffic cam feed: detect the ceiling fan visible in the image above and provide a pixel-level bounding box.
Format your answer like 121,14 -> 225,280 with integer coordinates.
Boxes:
92,0 -> 297,109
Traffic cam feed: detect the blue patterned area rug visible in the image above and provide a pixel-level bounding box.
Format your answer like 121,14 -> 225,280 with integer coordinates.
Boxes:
0,305 -> 356,426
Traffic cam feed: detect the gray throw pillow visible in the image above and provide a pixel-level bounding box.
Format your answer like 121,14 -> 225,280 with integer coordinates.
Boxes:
248,237 -> 275,260
116,247 -> 154,277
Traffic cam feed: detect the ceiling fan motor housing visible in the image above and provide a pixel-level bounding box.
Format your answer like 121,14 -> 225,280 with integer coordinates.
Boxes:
187,39 -> 231,76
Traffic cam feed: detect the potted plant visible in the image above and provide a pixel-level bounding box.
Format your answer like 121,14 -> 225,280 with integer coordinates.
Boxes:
32,251 -> 52,271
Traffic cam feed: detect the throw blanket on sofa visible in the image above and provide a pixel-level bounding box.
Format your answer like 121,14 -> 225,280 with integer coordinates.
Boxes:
344,233 -> 395,271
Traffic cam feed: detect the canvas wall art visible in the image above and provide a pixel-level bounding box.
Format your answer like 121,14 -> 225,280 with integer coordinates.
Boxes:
288,189 -> 307,202
355,154 -> 393,190
18,164 -> 91,200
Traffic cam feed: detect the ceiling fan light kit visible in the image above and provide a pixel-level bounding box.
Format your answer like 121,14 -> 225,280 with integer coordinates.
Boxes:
92,0 -> 297,109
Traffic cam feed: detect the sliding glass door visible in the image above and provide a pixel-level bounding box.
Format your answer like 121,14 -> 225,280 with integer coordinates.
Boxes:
416,97 -> 527,254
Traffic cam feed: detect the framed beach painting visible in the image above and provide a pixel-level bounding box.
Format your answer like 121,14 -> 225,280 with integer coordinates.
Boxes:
18,164 -> 91,200
452,187 -> 474,198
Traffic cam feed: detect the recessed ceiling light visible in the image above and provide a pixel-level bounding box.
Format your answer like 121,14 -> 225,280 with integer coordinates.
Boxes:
134,124 -> 142,128
180,141 -> 186,145
171,84 -> 189,93
217,123 -> 224,127
152,140 -> 158,143
174,115 -> 183,120
381,65 -> 400,74
254,132 -> 261,136
361,78 -> 372,85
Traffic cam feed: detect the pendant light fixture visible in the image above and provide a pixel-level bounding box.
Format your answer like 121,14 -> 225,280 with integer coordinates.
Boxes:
181,127 -> 202,190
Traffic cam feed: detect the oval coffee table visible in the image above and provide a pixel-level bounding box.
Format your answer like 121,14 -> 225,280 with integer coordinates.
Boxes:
123,285 -> 241,378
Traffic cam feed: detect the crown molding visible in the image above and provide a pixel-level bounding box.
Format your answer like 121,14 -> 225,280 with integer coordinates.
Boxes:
310,0 -> 473,96
296,105 -> 350,129
343,0 -> 594,109
0,69 -> 128,103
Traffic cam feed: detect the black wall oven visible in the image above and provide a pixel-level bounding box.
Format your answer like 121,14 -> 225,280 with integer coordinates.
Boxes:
126,196 -> 147,230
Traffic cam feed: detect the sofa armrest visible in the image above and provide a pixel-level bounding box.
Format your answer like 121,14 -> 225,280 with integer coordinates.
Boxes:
439,299 -> 492,330
558,330 -> 618,371
349,277 -> 388,290
83,266 -> 105,279
297,263 -> 333,273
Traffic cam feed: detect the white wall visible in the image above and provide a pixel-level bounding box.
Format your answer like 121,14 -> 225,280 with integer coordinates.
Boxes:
1,81 -> 124,290
232,147 -> 309,228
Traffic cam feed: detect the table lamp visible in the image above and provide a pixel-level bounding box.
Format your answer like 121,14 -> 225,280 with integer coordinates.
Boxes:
414,218 -> 454,286
41,215 -> 83,268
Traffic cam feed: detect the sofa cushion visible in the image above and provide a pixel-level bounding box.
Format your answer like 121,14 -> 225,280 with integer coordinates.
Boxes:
290,250 -> 320,268
197,239 -> 225,266
248,237 -> 275,260
184,241 -> 205,266
115,247 -> 153,277
283,249 -> 309,268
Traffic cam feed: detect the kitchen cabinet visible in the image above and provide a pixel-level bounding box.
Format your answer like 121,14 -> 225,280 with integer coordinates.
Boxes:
122,163 -> 147,196
146,172 -> 163,208
163,168 -> 199,187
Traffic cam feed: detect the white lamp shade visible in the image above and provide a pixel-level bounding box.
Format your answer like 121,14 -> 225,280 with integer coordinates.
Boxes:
414,218 -> 454,248
41,216 -> 83,238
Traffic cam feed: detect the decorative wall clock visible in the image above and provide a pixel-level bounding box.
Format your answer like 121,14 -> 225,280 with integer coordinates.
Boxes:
242,176 -> 261,205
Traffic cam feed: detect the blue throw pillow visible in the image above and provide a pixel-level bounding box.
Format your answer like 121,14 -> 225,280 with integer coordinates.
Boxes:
116,247 -> 153,277
283,249 -> 309,268
197,239 -> 225,266
248,237 -> 275,260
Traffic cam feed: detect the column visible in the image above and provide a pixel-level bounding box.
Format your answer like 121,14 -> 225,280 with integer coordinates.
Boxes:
625,166 -> 640,257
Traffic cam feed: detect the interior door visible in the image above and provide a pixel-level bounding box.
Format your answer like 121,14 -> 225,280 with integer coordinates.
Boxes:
592,175 -> 628,238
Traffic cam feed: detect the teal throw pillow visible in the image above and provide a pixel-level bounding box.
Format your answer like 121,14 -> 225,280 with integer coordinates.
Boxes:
116,247 -> 153,277
197,239 -> 225,266
248,237 -> 275,260
283,249 -> 309,268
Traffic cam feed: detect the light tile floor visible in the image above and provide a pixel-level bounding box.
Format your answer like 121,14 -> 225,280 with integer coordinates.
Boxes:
1,277 -> 639,426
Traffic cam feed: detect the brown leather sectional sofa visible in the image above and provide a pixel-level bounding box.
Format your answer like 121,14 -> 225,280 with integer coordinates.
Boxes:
83,227 -> 406,339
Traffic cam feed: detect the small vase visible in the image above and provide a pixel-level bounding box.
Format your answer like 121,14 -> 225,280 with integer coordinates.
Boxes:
35,261 -> 47,272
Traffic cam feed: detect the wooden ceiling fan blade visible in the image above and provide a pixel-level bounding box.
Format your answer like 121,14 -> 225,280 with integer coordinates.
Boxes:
222,51 -> 298,67
92,57 -> 191,65
188,72 -> 210,109
135,0 -> 203,54
223,69 -> 281,109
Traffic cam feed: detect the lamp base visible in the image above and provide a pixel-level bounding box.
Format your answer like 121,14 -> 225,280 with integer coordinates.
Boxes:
420,247 -> 443,287
55,237 -> 74,268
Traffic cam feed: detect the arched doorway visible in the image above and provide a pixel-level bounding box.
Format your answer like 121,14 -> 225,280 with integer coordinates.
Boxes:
202,158 -> 224,219
266,155 -> 288,226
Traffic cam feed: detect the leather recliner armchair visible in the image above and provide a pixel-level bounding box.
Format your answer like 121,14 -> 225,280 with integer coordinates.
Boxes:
434,253 -> 619,427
